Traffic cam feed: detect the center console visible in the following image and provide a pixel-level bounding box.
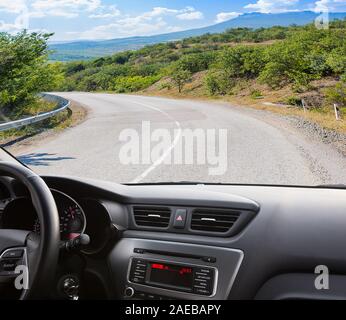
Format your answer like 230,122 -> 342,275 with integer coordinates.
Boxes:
108,238 -> 243,300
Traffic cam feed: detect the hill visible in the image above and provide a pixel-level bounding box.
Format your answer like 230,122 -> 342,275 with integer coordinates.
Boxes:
55,19 -> 346,133
49,11 -> 346,61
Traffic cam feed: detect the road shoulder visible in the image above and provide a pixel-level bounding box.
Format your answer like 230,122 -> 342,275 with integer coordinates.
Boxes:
3,100 -> 89,156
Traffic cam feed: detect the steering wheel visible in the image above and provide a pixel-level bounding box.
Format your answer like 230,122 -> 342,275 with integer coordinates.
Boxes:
0,162 -> 60,299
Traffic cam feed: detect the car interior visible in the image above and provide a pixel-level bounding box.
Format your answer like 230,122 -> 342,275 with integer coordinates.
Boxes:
0,152 -> 345,300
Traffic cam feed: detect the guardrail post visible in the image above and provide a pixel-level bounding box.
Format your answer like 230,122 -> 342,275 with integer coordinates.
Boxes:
334,104 -> 341,120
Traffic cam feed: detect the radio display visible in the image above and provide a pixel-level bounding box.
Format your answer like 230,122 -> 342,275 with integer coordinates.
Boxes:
148,262 -> 194,291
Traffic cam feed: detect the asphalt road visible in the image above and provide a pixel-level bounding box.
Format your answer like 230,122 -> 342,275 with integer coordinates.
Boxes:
11,92 -> 346,185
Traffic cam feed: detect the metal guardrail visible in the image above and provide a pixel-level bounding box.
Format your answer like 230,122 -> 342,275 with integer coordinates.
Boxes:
0,93 -> 70,132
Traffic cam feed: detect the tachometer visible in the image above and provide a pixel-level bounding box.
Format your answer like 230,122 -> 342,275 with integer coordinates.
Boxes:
60,204 -> 85,239
33,189 -> 86,240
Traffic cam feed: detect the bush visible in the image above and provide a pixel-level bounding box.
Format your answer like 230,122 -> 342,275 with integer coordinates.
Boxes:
159,82 -> 172,90
171,68 -> 192,93
176,52 -> 217,73
112,75 -> 160,93
218,46 -> 265,79
65,62 -> 86,76
286,96 -> 302,106
258,61 -> 287,89
326,47 -> 346,75
204,70 -> 232,95
325,82 -> 346,107
250,89 -> 263,99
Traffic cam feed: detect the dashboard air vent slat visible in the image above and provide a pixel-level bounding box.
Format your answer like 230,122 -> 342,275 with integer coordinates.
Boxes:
191,208 -> 241,233
133,206 -> 171,228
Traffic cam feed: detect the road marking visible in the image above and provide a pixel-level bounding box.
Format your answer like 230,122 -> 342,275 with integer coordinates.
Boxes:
129,100 -> 182,183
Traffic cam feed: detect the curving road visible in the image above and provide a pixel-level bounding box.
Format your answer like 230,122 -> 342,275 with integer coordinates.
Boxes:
10,92 -> 346,185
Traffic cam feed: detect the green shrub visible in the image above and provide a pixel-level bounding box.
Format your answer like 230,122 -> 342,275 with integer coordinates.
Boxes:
218,46 -> 265,79
258,61 -> 287,89
204,70 -> 232,95
159,82 -> 172,90
286,96 -> 302,106
112,75 -> 160,93
250,89 -> 263,99
326,47 -> 346,75
171,69 -> 192,93
176,52 -> 217,73
325,82 -> 346,107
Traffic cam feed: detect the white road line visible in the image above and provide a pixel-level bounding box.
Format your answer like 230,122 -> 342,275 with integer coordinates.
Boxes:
129,100 -> 182,184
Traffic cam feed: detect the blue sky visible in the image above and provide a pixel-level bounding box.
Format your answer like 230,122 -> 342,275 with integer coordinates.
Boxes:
0,0 -> 346,41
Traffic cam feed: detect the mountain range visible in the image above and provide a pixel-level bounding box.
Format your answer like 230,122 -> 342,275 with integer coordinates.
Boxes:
49,11 -> 346,61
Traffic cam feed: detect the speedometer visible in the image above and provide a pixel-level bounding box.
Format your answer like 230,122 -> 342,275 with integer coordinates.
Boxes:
60,204 -> 85,239
33,189 -> 86,240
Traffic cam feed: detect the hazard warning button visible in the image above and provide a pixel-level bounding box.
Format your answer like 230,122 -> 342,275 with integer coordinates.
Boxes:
173,209 -> 187,229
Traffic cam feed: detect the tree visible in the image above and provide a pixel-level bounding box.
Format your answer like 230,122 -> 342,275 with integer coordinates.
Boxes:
170,67 -> 191,93
176,52 -> 216,73
0,31 -> 62,113
218,46 -> 265,79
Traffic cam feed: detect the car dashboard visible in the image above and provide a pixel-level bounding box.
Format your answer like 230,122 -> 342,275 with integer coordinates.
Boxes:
0,175 -> 345,300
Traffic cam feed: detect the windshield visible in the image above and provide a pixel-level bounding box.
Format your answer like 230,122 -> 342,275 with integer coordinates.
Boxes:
0,1 -> 345,185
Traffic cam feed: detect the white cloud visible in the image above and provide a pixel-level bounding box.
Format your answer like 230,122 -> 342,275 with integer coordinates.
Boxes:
0,0 -> 27,14
30,0 -> 101,18
176,11 -> 204,20
0,21 -> 21,32
68,19 -> 168,39
314,0 -> 346,12
89,5 -> 120,18
215,12 -> 241,23
68,6 -> 206,39
31,0 -> 101,11
176,6 -> 204,20
244,0 -> 299,13
67,7 -> 172,39
146,7 -> 180,17
0,1 -> 29,32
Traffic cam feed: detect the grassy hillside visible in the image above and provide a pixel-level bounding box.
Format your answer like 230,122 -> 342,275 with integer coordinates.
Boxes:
49,11 -> 346,61
57,20 -> 346,132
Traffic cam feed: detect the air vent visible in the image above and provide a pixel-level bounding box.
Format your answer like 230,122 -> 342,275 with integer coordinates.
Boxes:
133,206 -> 171,228
191,208 -> 240,233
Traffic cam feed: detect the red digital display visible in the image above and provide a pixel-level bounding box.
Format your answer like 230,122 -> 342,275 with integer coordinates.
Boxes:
148,262 -> 194,290
151,263 -> 192,274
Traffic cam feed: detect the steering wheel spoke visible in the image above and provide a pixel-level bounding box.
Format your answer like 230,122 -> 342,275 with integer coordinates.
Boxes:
0,246 -> 28,281
0,229 -> 30,253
